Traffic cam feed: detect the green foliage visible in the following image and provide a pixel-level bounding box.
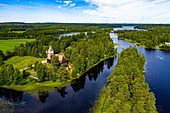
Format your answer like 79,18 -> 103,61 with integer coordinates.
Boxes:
0,50 -> 5,60
58,65 -> 69,81
64,31 -> 117,75
116,27 -> 170,50
51,56 -> 59,67
5,56 -> 45,69
0,64 -> 29,86
91,47 -> 157,113
36,62 -> 47,82
0,39 -> 35,52
0,98 -> 26,113
0,57 -> 4,66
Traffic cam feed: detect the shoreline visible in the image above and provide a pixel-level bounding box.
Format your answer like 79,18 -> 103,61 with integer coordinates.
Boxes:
120,38 -> 161,50
1,54 -> 118,94
119,38 -> 170,52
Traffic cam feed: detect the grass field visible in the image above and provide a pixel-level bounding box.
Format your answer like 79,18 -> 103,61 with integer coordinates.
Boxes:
5,56 -> 46,69
0,39 -> 36,52
2,80 -> 73,94
11,31 -> 26,33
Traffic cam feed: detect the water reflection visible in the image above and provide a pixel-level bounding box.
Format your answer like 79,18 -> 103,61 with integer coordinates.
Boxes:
70,58 -> 114,94
38,92 -> 49,103
0,87 -> 23,102
36,57 -> 115,103
57,87 -> 67,98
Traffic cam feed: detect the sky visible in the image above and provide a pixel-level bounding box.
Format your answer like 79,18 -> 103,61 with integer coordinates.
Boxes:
0,0 -> 170,23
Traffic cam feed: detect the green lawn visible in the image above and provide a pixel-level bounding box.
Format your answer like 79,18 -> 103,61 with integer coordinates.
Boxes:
0,39 -> 36,52
5,56 -> 46,69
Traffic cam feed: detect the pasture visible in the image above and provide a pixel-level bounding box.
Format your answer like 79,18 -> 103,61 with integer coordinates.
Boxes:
5,56 -> 46,69
0,39 -> 35,52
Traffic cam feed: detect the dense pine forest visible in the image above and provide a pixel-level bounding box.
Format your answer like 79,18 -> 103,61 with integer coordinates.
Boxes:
91,47 -> 157,113
116,27 -> 170,50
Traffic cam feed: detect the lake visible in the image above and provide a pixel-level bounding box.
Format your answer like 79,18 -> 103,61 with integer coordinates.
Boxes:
1,27 -> 170,113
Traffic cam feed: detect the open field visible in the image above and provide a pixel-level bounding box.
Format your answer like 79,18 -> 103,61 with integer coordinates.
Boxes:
0,39 -> 36,52
5,56 -> 46,69
11,31 -> 26,33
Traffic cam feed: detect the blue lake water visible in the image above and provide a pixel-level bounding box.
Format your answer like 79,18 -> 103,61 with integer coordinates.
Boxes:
114,26 -> 147,31
0,27 -> 170,113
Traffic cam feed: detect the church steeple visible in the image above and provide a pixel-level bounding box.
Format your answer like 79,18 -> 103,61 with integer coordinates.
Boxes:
47,45 -> 54,60
49,45 -> 52,50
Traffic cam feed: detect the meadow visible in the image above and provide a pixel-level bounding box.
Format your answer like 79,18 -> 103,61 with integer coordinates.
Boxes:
0,39 -> 36,52
11,31 -> 26,33
5,56 -> 46,69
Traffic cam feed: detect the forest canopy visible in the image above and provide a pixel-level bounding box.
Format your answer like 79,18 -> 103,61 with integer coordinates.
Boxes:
91,47 -> 157,113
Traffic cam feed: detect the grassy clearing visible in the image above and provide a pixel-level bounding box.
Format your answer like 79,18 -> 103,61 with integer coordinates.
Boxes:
5,56 -> 46,69
11,31 -> 26,33
0,39 -> 36,52
2,79 -> 75,94
114,43 -> 121,46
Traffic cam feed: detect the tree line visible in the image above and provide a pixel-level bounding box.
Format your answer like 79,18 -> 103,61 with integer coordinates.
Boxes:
0,64 -> 30,86
116,27 -> 170,49
0,23 -> 122,40
91,46 -> 157,113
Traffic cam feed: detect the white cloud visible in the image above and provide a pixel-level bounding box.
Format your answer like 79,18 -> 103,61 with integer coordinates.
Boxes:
0,3 -> 8,6
64,1 -> 72,6
58,5 -> 61,8
83,10 -> 99,15
70,3 -> 76,7
83,0 -> 170,23
56,0 -> 62,3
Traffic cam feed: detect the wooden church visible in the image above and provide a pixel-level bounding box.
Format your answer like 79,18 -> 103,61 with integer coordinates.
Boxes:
47,45 -> 68,67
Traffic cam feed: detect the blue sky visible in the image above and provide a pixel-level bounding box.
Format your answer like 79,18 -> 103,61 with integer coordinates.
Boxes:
0,0 -> 170,23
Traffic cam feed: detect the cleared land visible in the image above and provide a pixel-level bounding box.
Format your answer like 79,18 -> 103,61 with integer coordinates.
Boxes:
5,56 -> 46,69
0,39 -> 35,52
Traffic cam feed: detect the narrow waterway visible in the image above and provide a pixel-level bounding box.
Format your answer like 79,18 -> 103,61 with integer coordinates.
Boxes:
111,32 -> 170,113
1,28 -> 170,113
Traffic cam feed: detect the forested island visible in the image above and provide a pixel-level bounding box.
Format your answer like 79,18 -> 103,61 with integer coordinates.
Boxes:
91,47 -> 157,113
